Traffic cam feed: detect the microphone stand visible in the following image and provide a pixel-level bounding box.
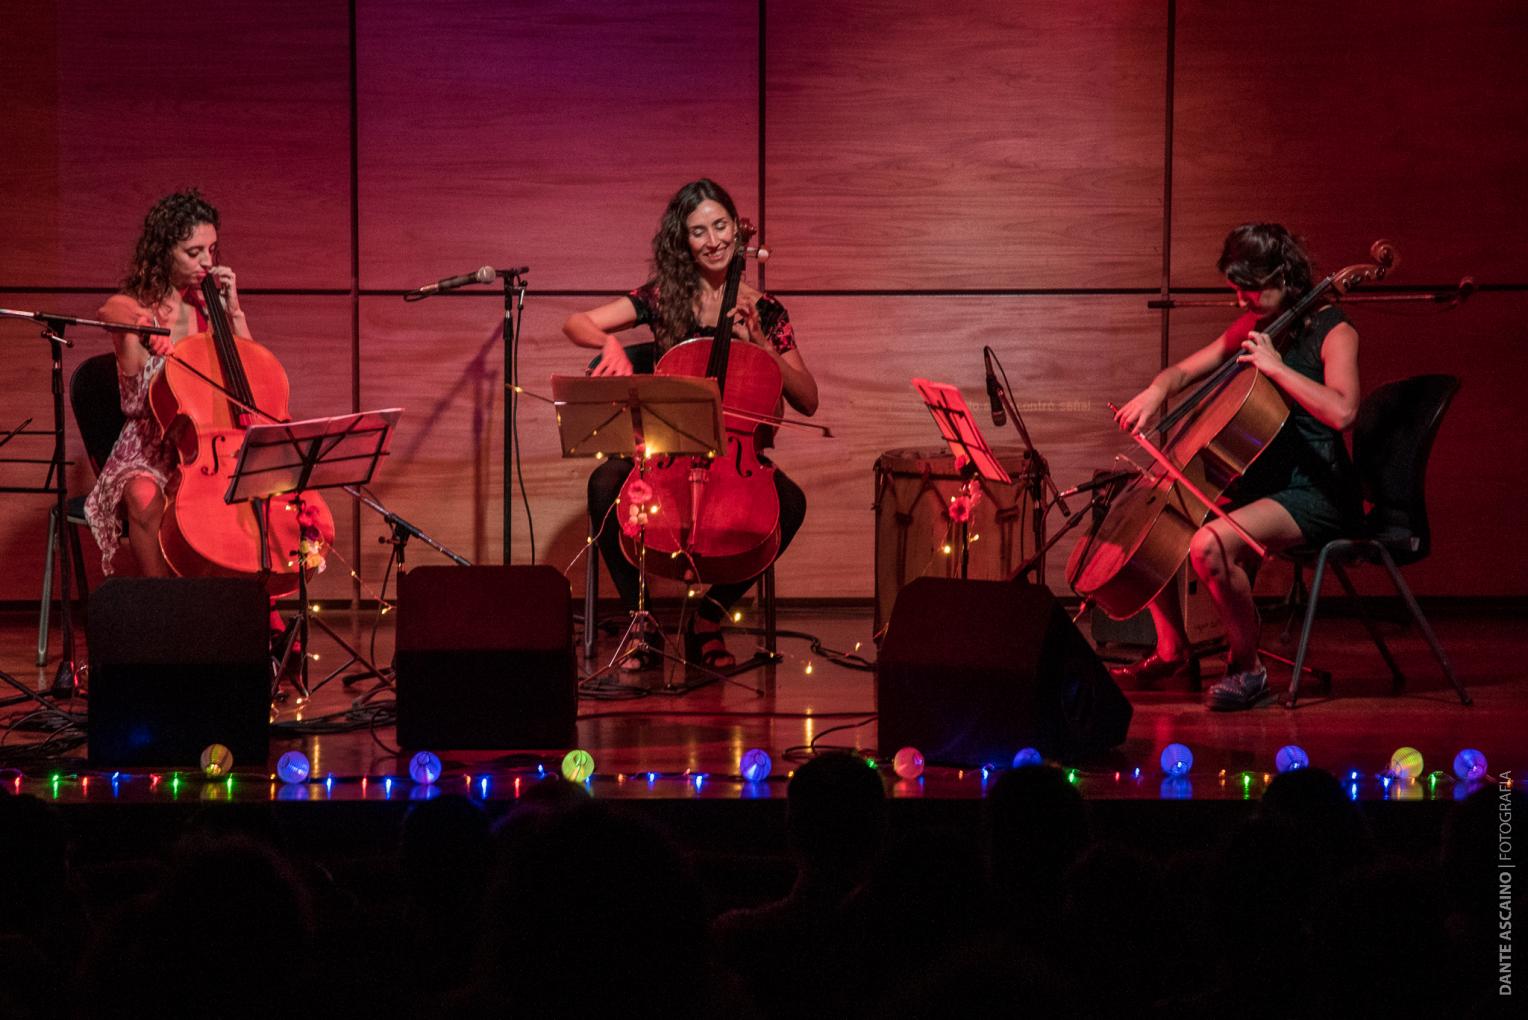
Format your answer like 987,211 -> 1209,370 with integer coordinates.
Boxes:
294,486 -> 471,692
986,347 -> 1070,585
1010,483 -> 1114,587
502,269 -> 528,564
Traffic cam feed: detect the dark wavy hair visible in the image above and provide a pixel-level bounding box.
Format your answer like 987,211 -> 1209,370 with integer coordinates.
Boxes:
123,189 -> 221,306
1217,223 -> 1314,300
649,179 -> 739,346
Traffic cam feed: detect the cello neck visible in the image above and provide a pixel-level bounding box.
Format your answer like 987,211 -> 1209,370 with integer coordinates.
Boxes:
198,272 -> 255,419
1156,274 -> 1338,435
1258,274 -> 1337,345
702,219 -> 758,396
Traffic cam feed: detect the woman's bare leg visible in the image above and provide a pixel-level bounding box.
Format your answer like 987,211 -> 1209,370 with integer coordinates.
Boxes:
121,476 -> 170,577
1147,586 -> 1189,662
1188,499 -> 1304,673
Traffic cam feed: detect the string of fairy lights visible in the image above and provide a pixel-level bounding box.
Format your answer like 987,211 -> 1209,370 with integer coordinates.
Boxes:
1,735 -> 1508,804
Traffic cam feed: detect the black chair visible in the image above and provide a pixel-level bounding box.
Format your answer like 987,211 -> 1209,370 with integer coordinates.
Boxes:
37,353 -> 127,664
1282,374 -> 1471,708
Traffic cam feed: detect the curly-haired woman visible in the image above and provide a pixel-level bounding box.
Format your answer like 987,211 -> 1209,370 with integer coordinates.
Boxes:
563,179 -> 819,672
85,189 -> 247,576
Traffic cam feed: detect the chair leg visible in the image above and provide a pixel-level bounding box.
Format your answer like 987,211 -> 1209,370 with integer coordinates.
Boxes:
1285,547 -> 1332,708
1330,560 -> 1406,692
1376,546 -> 1471,706
582,524 -> 600,660
1276,562 -> 1307,646
37,507 -> 59,666
761,563 -> 778,658
69,522 -> 90,616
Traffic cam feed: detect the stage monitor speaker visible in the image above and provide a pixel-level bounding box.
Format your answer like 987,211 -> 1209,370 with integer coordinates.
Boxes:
87,577 -> 271,768
395,565 -> 575,750
876,577 -> 1131,763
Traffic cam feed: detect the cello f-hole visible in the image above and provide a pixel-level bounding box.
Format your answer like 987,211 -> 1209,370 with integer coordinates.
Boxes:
202,433 -> 229,477
732,436 -> 751,477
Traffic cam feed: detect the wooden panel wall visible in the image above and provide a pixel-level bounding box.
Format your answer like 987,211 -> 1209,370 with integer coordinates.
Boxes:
0,1 -> 352,289
765,0 -> 1167,290
355,0 -> 759,291
3,1 -> 1525,605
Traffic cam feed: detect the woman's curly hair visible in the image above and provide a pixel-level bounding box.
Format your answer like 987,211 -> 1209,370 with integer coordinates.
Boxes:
1217,222 -> 1314,299
123,189 -> 220,306
649,179 -> 739,347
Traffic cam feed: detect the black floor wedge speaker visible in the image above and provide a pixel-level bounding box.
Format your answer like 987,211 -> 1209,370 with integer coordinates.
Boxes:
877,577 -> 1131,763
87,578 -> 271,768
395,565 -> 576,750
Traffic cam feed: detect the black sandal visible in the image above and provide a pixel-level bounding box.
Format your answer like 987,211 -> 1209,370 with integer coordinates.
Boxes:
685,620 -> 735,670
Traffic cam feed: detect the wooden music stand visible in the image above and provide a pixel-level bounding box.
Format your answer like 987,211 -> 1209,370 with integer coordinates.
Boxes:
226,408 -> 401,699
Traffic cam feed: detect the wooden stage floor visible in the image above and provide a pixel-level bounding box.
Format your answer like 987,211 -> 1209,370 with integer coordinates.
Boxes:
2,599 -> 1522,805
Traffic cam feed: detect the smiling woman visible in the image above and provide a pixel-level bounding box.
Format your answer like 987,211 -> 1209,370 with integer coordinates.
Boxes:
84,189 -> 249,578
562,178 -> 819,674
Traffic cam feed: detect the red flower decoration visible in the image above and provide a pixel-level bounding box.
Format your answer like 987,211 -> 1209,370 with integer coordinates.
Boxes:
947,491 -> 979,524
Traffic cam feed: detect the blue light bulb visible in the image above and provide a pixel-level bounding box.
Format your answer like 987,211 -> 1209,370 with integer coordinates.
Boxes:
1275,745 -> 1309,774
276,751 -> 311,784
409,751 -> 443,785
1452,748 -> 1488,783
1160,743 -> 1193,777
1011,747 -> 1043,769
740,749 -> 772,782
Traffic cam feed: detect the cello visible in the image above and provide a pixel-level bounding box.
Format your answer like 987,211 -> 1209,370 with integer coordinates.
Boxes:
147,272 -> 335,597
1066,240 -> 1397,619
615,218 -> 782,584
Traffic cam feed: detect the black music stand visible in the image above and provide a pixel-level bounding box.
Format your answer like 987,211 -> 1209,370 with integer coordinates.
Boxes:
225,408 -> 400,700
912,378 -> 1012,579
0,306 -> 171,701
551,373 -> 766,692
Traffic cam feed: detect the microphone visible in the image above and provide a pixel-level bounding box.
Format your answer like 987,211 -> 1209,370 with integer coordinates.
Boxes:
404,265 -> 497,300
1057,469 -> 1139,501
983,347 -> 1007,428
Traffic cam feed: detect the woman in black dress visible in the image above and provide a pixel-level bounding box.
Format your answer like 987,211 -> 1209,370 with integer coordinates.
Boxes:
563,179 -> 819,672
1111,223 -> 1361,709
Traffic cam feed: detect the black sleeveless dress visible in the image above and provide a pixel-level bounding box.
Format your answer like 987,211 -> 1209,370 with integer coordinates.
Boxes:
1223,305 -> 1361,545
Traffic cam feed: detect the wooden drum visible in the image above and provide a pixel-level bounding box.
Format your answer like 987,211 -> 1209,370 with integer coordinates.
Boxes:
872,447 -> 1035,634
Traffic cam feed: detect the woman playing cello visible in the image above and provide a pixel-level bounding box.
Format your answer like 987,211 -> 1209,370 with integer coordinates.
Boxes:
1110,224 -> 1361,710
85,189 -> 247,577
563,179 -> 819,671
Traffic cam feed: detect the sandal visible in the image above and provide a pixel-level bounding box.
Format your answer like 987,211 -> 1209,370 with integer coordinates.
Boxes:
685,620 -> 735,671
